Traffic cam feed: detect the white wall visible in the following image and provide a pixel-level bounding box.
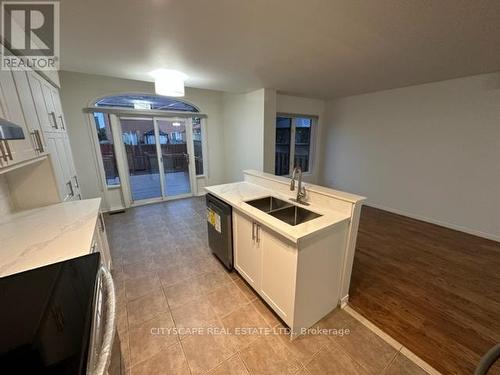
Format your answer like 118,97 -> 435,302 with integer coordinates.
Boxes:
321,72 -> 500,241
263,89 -> 277,174
276,94 -> 325,183
59,71 -> 226,210
222,89 -> 267,182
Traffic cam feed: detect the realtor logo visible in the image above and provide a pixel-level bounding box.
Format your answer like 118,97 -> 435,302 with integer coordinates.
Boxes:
1,1 -> 59,70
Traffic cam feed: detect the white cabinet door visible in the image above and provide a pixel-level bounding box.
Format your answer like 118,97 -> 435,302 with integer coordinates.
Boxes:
45,132 -> 79,201
260,228 -> 297,321
27,72 -> 57,132
61,134 -> 80,199
233,211 -> 262,290
12,71 -> 46,154
45,133 -> 68,200
0,70 -> 37,165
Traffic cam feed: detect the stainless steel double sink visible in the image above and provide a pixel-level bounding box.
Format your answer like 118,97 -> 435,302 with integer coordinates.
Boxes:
244,196 -> 322,226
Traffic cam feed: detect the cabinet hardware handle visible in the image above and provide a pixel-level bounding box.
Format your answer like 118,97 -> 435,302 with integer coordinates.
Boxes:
67,181 -> 74,197
4,140 -> 13,160
73,174 -> 79,188
49,111 -> 58,129
30,131 -> 39,152
256,224 -> 260,243
0,140 -> 7,162
34,130 -> 44,153
58,115 -> 65,130
252,222 -> 255,241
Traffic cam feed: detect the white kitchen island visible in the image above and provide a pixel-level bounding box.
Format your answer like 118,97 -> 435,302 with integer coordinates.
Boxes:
206,170 -> 365,337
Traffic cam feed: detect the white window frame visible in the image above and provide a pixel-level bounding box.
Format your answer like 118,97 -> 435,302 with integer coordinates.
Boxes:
192,117 -> 209,178
88,112 -> 122,190
276,113 -> 317,177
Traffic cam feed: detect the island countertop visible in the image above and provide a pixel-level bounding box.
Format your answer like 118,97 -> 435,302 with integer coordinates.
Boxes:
205,181 -> 351,244
0,198 -> 101,278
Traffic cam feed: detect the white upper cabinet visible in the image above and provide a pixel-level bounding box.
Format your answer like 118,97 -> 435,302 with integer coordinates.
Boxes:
12,71 -> 46,154
25,70 -> 80,201
0,64 -> 80,203
0,70 -> 37,166
28,72 -> 58,132
44,131 -> 80,201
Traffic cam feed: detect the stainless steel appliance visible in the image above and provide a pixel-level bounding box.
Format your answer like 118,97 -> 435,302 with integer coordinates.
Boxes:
206,193 -> 233,270
0,254 -> 118,374
0,117 -> 25,140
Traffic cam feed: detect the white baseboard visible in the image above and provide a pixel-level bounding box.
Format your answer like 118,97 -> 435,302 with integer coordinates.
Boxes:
102,206 -> 126,214
340,295 -> 349,308
366,203 -> 500,243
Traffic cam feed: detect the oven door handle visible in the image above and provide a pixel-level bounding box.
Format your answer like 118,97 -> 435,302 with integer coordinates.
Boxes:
89,265 -> 116,375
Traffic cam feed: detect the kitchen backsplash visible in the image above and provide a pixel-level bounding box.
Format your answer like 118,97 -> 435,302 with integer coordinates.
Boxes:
0,175 -> 12,216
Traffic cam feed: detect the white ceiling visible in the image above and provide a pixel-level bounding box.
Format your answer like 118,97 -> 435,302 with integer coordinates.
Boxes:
61,0 -> 500,99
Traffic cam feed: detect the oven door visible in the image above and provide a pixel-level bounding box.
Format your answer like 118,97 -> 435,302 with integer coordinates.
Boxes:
86,266 -> 119,375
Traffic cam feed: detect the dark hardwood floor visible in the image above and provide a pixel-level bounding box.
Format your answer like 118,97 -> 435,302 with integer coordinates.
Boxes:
349,206 -> 500,375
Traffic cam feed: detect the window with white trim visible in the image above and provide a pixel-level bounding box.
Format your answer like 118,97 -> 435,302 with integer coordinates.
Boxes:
275,115 -> 314,176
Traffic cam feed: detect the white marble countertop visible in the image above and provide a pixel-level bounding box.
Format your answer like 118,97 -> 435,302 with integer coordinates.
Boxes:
205,182 -> 351,244
0,198 -> 101,277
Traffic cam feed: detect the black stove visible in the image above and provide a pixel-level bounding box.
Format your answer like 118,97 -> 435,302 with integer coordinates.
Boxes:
0,253 -> 100,374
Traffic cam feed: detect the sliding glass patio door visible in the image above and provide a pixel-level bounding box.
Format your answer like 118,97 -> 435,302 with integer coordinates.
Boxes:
155,118 -> 194,197
119,116 -> 195,204
120,117 -> 162,201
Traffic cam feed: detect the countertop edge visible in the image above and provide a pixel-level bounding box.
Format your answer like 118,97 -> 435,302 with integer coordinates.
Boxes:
243,169 -> 367,204
205,184 -> 351,244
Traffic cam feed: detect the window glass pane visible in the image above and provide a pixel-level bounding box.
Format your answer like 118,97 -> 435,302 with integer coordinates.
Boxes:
93,112 -> 120,186
95,94 -> 199,112
192,117 -> 204,175
275,117 -> 292,176
294,117 -> 312,172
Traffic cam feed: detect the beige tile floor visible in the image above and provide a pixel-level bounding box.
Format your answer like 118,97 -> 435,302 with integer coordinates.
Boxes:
106,197 -> 433,375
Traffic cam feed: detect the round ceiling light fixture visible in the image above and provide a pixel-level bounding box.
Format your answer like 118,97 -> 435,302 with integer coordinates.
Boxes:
150,69 -> 188,97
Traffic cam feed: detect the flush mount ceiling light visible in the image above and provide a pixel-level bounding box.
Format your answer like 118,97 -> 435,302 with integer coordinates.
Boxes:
150,69 -> 188,97
172,122 -> 181,127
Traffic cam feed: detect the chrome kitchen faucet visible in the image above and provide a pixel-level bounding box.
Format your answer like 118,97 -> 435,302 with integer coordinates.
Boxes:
290,166 -> 309,205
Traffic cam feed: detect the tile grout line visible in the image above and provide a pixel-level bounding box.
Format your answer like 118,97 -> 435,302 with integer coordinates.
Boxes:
343,305 -> 442,375
127,275 -> 182,373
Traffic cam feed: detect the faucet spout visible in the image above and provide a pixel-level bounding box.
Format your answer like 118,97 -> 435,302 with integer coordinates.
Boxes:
290,166 -> 308,205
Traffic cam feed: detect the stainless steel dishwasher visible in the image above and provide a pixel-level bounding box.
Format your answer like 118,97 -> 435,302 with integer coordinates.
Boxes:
206,194 -> 233,270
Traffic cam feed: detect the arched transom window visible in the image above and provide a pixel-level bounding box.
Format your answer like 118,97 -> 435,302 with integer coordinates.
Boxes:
94,94 -> 199,112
